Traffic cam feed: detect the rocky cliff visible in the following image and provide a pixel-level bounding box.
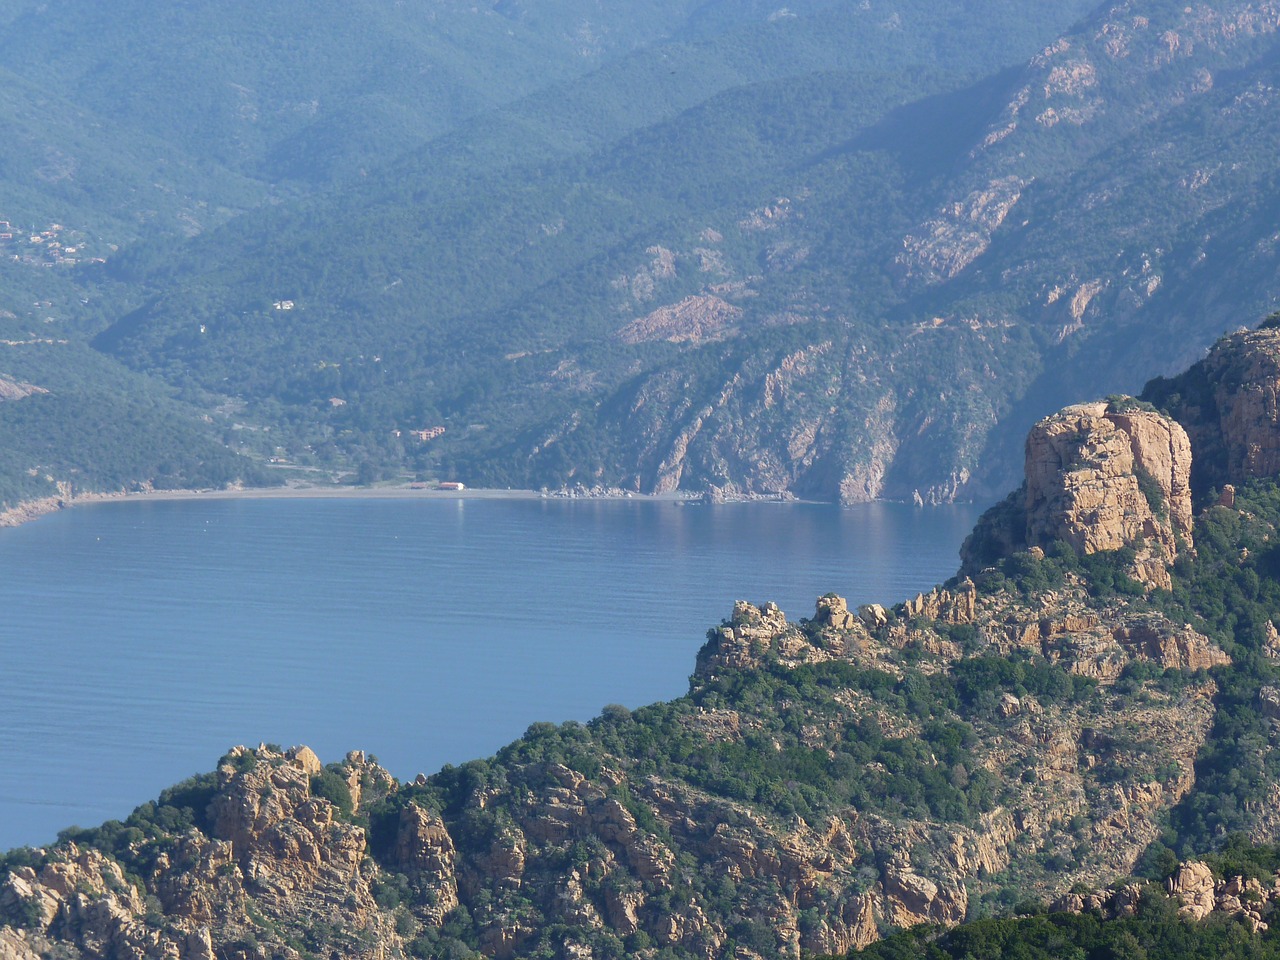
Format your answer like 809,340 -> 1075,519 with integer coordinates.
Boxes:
586,324 -> 1006,505
1144,321 -> 1280,498
1023,400 -> 1193,589
12,323 -> 1280,959
0,746 -> 401,960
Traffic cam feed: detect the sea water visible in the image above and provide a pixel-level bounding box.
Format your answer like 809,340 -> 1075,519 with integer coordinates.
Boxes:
0,496 -> 982,850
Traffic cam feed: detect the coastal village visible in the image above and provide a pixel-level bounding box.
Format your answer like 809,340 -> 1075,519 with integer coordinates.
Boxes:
0,220 -> 104,269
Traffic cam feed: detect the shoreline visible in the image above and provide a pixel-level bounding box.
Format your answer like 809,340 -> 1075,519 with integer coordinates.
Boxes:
0,481 -> 971,531
0,483 -> 703,529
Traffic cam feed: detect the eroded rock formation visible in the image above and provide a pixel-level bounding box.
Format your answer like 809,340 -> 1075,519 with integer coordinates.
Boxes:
1145,322 -> 1280,496
2,745 -> 402,960
1024,401 -> 1192,588
1055,859 -> 1280,935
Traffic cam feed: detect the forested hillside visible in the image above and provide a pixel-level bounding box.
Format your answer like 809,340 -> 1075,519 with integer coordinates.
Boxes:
4,0 -> 1280,508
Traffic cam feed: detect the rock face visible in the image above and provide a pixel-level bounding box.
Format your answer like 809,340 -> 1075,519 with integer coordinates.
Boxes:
902,579 -> 977,624
0,846 -> 156,958
616,295 -> 743,345
0,377 -> 45,403
392,804 -> 460,924
1024,401 -> 1193,556
578,320 -> 1006,506
1057,859 -> 1280,935
1144,323 -> 1280,496
1,745 -> 402,960
0,927 -> 44,960
1023,400 -> 1192,587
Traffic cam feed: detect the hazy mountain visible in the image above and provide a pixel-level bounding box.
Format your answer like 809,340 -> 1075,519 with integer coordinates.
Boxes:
57,0 -> 1097,501
0,0 -> 869,186
10,0 -> 1280,507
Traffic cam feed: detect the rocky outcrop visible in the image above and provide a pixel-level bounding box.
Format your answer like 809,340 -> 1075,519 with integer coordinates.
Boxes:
895,176 -> 1028,284
0,496 -> 66,529
696,596 -> 899,679
881,867 -> 967,928
812,593 -> 858,630
2,745 -> 402,960
207,744 -> 380,920
0,481 -> 73,528
901,579 -> 977,624
1111,617 -> 1230,672
0,377 -> 45,402
963,395 -> 1205,583
617,295 -> 743,345
1058,859 -> 1280,935
0,845 -> 159,958
702,573 -> 1230,684
695,599 -> 794,677
1144,323 -> 1280,497
693,582 -> 1220,920
1024,400 -> 1193,588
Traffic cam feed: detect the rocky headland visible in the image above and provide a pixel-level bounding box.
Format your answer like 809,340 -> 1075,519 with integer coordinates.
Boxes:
8,322 -> 1280,958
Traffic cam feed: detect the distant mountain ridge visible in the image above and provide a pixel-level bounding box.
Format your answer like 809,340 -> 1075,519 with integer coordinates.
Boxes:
4,0 -> 1280,508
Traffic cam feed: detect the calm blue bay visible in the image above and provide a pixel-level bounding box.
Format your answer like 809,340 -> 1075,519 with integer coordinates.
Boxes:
0,496 -> 981,851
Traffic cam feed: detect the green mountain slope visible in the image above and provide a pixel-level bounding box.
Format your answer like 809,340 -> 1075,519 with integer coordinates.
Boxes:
0,317 -> 270,510
13,0 -> 1280,507
78,0 -> 1100,496
63,0 -> 1280,504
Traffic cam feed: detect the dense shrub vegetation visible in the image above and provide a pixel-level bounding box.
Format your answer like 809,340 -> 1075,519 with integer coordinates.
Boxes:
844,895 -> 1280,960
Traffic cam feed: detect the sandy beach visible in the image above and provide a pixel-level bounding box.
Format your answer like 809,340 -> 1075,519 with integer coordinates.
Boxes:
0,482 -> 700,530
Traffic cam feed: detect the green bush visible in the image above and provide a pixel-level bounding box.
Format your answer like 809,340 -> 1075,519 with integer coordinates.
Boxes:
310,767 -> 355,819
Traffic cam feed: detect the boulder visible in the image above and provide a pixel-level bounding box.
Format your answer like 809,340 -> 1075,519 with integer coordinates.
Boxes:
813,594 -> 857,630
1167,861 -> 1217,920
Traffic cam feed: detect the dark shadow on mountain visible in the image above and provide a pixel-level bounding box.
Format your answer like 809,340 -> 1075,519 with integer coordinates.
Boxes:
808,64 -> 1022,182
